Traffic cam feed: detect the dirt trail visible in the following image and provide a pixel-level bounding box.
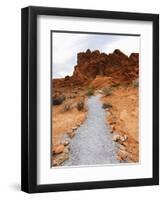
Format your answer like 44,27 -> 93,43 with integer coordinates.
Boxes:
62,95 -> 119,166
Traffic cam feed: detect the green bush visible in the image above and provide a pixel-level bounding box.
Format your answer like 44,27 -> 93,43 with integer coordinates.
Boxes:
53,95 -> 66,105
77,101 -> 84,111
102,87 -> 113,96
102,103 -> 112,109
86,87 -> 94,97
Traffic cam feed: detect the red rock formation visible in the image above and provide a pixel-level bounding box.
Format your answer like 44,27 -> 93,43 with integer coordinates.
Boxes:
53,49 -> 139,93
72,49 -> 139,84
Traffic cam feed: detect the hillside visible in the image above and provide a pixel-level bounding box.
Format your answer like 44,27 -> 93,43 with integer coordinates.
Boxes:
52,49 -> 139,165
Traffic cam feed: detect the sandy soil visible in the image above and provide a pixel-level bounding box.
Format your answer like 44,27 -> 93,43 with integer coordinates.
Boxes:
52,76 -> 139,165
102,85 -> 139,162
52,102 -> 87,146
52,93 -> 88,166
52,95 -> 87,141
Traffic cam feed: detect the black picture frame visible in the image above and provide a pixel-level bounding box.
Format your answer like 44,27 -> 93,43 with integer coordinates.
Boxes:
21,6 -> 159,193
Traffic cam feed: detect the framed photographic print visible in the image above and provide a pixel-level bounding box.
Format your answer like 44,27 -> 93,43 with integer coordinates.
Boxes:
21,6 -> 159,193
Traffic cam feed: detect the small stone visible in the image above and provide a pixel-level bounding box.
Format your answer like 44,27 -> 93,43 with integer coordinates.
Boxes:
59,134 -> 71,145
67,131 -> 72,135
62,140 -> 69,146
98,90 -> 103,94
64,146 -> 70,153
122,142 -> 128,147
119,136 -> 124,142
119,144 -> 126,151
68,131 -> 75,138
116,155 -> 123,161
110,125 -> 116,131
62,133 -> 70,139
118,150 -> 128,160
120,134 -> 128,142
113,127 -> 116,131
124,134 -> 128,141
53,144 -> 64,154
72,126 -> 78,131
110,121 -> 116,125
112,134 -> 120,142
53,152 -> 69,166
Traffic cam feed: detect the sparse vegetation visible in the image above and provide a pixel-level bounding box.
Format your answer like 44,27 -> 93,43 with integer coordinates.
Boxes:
73,91 -> 78,94
63,103 -> 71,112
112,83 -> 120,88
102,103 -> 112,109
53,95 -> 66,105
102,87 -> 113,96
132,79 -> 139,88
52,48 -> 139,165
77,101 -> 84,111
67,95 -> 75,99
86,87 -> 94,97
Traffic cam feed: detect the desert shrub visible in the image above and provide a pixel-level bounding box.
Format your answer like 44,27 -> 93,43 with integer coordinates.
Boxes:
102,103 -> 112,109
63,103 -> 71,112
102,87 -> 113,96
112,83 -> 120,88
132,79 -> 139,88
122,82 -> 130,88
53,95 -> 66,105
68,95 -> 75,99
77,101 -> 84,111
86,87 -> 94,97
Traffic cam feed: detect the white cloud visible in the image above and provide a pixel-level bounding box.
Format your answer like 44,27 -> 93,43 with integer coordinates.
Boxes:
52,32 -> 140,78
103,36 -> 140,56
52,33 -> 88,64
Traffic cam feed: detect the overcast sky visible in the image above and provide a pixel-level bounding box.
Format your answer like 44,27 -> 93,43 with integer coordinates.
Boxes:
52,32 -> 140,78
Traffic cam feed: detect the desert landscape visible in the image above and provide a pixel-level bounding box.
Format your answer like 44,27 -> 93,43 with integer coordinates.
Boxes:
52,48 -> 139,166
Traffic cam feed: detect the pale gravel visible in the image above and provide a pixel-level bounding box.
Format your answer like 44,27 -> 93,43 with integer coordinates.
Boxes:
62,95 -> 119,166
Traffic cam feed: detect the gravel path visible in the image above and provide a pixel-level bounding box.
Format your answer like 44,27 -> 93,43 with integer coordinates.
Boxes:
62,95 -> 119,166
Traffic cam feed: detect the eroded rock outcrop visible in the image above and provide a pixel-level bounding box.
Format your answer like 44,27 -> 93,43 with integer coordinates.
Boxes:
72,49 -> 139,84
53,49 -> 139,93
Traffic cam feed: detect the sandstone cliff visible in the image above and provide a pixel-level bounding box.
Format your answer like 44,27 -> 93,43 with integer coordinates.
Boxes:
72,49 -> 138,84
53,49 -> 139,94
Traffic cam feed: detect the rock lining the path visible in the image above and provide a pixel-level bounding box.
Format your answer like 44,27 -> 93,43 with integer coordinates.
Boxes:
62,95 -> 119,166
